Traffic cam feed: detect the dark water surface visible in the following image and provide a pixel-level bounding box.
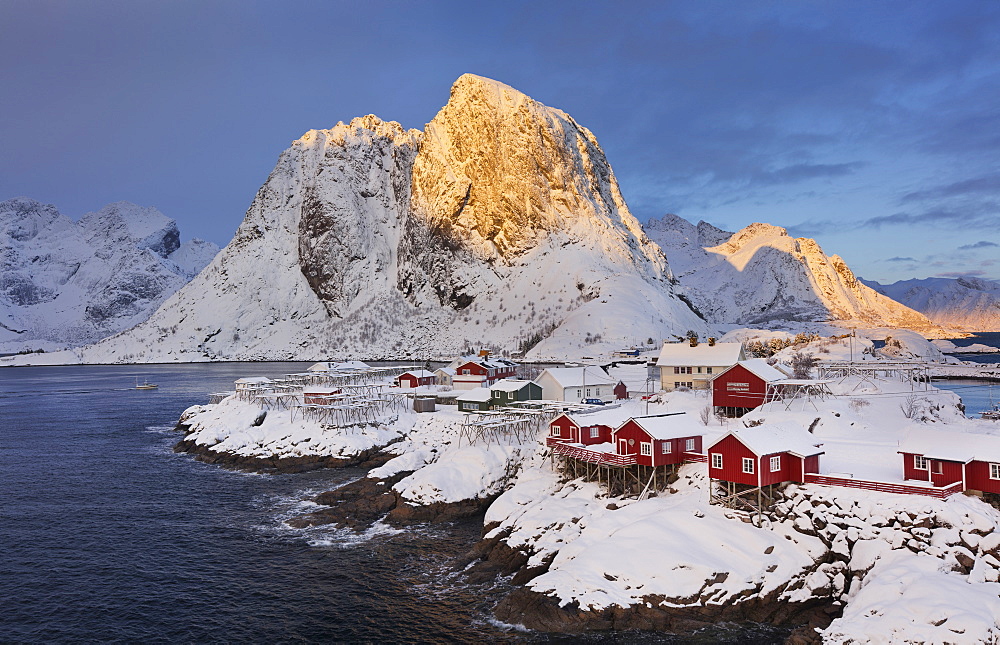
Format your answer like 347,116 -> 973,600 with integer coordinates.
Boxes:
948,331 -> 1000,364
1,363 -> 783,644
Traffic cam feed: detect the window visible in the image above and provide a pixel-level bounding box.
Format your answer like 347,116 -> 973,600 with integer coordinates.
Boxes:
662,442 -> 672,454
674,366 -> 680,374
685,438 -> 695,451
462,369 -> 470,375
697,367 -> 703,374
707,367 -> 713,374
742,457 -> 755,474
640,442 -> 652,456
590,427 -> 600,438
770,456 -> 781,472
508,392 -> 515,399
576,389 -> 582,398
674,382 -> 681,389
586,388 -> 592,397
595,388 -> 601,396
686,366 -> 693,374
932,461 -> 943,474
551,426 -> 559,436
711,453 -> 722,469
914,455 -> 928,470
991,463 -> 1000,480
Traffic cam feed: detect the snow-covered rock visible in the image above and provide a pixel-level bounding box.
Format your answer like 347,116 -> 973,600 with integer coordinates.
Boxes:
646,215 -> 945,332
36,74 -> 703,364
863,276 -> 1000,332
0,197 -> 218,352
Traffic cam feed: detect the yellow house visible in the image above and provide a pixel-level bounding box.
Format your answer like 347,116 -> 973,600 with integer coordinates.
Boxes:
656,340 -> 745,391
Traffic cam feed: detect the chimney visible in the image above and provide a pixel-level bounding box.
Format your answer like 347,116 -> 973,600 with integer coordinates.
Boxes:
708,337 -> 716,346
479,349 -> 490,358
689,336 -> 698,347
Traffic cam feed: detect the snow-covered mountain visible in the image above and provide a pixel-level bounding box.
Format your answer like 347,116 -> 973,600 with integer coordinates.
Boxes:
0,198 -> 219,352
861,276 -> 1000,332
60,74 -> 704,364
645,215 -> 942,331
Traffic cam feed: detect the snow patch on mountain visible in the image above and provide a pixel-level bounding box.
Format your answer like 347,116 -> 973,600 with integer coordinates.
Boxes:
0,198 -> 218,352
862,276 -> 1000,332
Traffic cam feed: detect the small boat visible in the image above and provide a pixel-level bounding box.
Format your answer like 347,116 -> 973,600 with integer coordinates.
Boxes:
981,386 -> 999,420
135,377 -> 159,390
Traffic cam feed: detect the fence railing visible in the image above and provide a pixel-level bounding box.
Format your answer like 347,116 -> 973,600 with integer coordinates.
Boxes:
804,473 -> 963,499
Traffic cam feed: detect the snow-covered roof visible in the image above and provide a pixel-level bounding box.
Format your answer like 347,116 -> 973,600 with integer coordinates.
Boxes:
559,407 -> 634,428
490,379 -> 535,392
898,428 -> 1000,464
435,367 -> 456,376
625,414 -> 699,441
401,369 -> 435,378
235,376 -> 273,384
539,366 -> 617,389
303,385 -> 341,394
656,341 -> 744,367
307,360 -> 371,372
456,387 -> 492,403
717,358 -> 787,383
711,424 -> 824,458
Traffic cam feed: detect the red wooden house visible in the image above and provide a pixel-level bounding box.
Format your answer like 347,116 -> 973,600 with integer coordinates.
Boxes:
707,425 -> 823,487
899,429 -> 1000,493
610,414 -> 702,467
547,408 -> 633,447
397,370 -> 436,389
303,385 -> 342,404
452,358 -> 518,390
711,359 -> 788,416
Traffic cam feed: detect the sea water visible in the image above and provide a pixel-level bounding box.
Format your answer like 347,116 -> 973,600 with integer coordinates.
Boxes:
0,363 -> 785,643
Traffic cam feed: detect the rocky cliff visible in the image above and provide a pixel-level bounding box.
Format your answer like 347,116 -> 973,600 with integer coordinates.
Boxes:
61,74 -> 703,364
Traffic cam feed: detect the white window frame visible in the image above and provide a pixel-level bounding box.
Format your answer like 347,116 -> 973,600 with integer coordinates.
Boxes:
589,427 -> 600,439
640,442 -> 652,456
742,457 -> 755,474
770,456 -> 781,472
914,455 -> 928,471
711,453 -> 722,469
932,461 -> 943,475
685,438 -> 695,451
991,463 -> 1000,480
662,442 -> 672,454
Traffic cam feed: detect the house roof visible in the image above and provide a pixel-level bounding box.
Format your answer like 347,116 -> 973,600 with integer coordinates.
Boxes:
307,360 -> 371,372
656,341 -> 744,367
434,367 -> 457,376
400,369 -> 435,379
538,366 -> 618,389
456,387 -> 492,403
235,377 -> 273,384
558,407 -> 634,429
898,428 -> 1000,464
710,424 -> 824,458
624,414 -> 699,441
490,379 -> 535,392
303,385 -> 341,394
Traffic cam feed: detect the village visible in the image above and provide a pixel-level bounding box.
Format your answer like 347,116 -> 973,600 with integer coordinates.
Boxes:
181,332 -> 1000,522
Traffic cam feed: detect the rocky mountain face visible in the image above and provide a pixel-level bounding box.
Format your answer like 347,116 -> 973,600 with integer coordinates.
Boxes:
64,74 -> 704,363
0,198 -> 218,352
861,276 -> 1000,332
645,215 -> 942,330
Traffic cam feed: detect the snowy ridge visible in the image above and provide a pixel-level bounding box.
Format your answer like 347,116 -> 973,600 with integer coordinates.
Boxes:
41,74 -> 704,364
646,215 -> 944,331
862,276 -> 1000,332
0,197 -> 218,352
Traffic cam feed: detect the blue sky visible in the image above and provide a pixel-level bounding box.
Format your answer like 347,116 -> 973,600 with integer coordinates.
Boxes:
2,0 -> 998,283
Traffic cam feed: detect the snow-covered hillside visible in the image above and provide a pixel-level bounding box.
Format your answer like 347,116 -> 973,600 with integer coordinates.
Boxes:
0,198 -> 218,352
646,215 -> 944,332
39,74 -> 704,364
862,276 -> 1000,332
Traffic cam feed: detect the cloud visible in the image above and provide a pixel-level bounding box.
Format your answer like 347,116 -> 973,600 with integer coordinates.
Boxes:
858,207 -> 1000,229
902,173 -> 1000,203
751,162 -> 862,186
884,256 -> 917,262
937,270 -> 987,278
958,240 -> 999,250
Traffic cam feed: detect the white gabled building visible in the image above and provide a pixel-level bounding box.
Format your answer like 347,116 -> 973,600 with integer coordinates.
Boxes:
656,340 -> 745,392
534,366 -> 627,402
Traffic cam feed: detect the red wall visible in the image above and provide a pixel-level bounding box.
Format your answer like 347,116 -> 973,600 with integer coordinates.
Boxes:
579,424 -> 612,445
707,435 -> 759,486
901,452 -> 931,482
712,364 -> 771,409
549,415 -> 580,443
614,382 -> 628,400
613,421 -> 654,466
966,461 -> 1000,494
930,460 -> 963,487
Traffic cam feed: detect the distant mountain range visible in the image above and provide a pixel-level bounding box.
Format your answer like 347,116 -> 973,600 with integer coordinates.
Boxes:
643,214 -> 942,332
7,75 -> 990,364
860,276 -> 1000,332
0,198 -> 218,353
